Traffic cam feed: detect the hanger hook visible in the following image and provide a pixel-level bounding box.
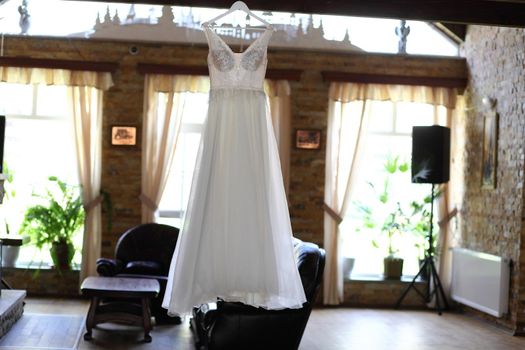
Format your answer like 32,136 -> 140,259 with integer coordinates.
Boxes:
231,1 -> 249,12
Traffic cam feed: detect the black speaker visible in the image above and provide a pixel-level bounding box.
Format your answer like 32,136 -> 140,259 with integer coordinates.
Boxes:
411,125 -> 450,184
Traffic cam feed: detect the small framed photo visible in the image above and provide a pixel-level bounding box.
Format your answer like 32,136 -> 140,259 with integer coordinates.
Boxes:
111,126 -> 137,146
295,129 -> 321,150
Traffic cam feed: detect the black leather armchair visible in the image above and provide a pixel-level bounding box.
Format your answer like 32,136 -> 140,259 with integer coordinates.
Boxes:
191,239 -> 326,350
96,223 -> 180,323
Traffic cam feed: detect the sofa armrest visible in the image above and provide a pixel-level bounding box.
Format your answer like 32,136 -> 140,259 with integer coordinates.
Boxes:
96,258 -> 123,276
123,260 -> 163,275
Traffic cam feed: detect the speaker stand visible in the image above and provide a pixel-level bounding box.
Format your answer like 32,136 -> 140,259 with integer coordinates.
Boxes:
395,183 -> 449,315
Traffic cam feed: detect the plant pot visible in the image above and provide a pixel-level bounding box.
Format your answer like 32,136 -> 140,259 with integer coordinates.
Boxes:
343,257 -> 355,280
383,257 -> 404,279
50,241 -> 74,271
1,245 -> 20,267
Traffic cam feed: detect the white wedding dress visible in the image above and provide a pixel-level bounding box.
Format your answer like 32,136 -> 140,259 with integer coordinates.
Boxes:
162,26 -> 306,316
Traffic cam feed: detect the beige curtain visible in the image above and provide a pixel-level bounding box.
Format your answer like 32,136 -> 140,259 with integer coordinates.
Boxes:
141,74 -> 209,223
328,82 -> 458,108
324,94 -> 370,305
68,86 -> 104,282
436,96 -> 466,299
0,66 -> 113,90
0,65 -> 112,282
324,82 -> 459,305
265,80 -> 292,193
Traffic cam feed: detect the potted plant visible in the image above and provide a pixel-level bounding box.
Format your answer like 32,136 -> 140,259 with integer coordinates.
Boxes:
379,203 -> 410,279
342,256 -> 355,280
19,176 -> 84,271
355,156 -> 411,279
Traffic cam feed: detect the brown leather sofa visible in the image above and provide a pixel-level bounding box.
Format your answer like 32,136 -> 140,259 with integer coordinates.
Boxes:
190,239 -> 326,350
96,223 -> 180,324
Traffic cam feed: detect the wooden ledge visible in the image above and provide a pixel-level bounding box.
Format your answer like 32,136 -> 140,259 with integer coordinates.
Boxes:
0,57 -> 118,72
322,71 -> 467,91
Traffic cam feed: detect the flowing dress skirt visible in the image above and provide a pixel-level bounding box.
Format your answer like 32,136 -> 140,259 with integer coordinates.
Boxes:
162,88 -> 306,315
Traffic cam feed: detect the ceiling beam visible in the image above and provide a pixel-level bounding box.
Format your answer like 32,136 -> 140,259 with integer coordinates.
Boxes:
62,0 -> 525,27
432,23 -> 467,43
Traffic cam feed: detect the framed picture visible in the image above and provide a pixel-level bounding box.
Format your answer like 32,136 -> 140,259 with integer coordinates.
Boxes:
295,129 -> 321,150
481,110 -> 498,189
111,126 -> 137,146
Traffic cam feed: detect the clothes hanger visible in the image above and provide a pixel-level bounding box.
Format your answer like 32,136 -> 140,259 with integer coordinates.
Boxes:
203,1 -> 273,30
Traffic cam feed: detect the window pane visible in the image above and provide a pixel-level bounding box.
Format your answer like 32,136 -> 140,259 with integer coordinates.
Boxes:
0,84 -> 34,115
157,92 -> 208,227
396,102 -> 434,133
368,101 -> 394,133
35,85 -> 69,117
343,99 -> 441,277
1,83 -> 80,267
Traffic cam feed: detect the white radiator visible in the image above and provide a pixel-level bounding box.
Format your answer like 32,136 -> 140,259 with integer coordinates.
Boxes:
451,248 -> 510,317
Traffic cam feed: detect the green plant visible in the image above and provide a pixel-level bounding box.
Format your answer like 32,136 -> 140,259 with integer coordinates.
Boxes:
408,187 -> 441,259
355,156 -> 411,258
355,155 -> 444,257
0,163 -> 30,241
1,162 -> 16,234
19,176 -> 84,268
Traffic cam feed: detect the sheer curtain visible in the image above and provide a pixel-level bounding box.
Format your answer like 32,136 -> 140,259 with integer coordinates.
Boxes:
264,80 -> 292,193
141,74 -> 209,223
324,87 -> 370,305
0,65 -> 113,282
436,96 -> 465,300
324,82 -> 460,305
69,86 -> 105,282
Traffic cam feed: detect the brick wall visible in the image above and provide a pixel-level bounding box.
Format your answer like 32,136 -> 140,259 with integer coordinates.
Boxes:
3,267 -> 80,297
3,35 -> 466,302
463,25 -> 525,334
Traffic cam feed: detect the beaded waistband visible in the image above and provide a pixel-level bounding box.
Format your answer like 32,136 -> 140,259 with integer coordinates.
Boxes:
210,86 -> 264,93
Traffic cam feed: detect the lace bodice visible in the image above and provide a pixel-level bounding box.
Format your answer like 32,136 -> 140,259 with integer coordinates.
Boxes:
204,27 -> 272,91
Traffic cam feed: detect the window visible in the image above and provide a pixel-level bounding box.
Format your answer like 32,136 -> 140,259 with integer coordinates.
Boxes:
0,2 -> 458,57
155,79 -> 291,229
341,100 -> 447,277
156,92 -> 209,228
0,83 -> 81,267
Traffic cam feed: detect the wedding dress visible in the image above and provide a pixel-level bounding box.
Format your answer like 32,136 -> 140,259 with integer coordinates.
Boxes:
162,25 -> 306,316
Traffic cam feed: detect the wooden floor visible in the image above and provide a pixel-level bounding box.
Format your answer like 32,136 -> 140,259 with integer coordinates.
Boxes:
22,297 -> 525,350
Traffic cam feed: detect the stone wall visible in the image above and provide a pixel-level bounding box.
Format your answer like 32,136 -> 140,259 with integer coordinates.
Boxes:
3,35 -> 466,302
463,25 -> 525,334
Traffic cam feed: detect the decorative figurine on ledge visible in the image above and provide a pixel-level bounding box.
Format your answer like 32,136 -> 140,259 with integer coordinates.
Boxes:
18,0 -> 31,35
395,20 -> 410,54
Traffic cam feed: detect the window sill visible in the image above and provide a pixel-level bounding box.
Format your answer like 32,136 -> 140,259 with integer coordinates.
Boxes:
3,261 -> 81,272
345,274 -> 427,283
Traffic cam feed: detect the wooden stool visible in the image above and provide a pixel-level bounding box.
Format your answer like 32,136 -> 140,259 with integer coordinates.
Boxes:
81,276 -> 160,343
